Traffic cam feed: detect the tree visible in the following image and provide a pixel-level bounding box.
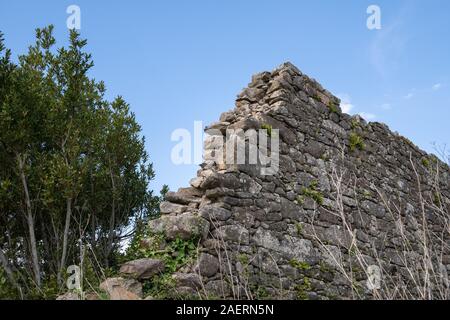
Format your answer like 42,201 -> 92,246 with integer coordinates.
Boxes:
0,26 -> 161,298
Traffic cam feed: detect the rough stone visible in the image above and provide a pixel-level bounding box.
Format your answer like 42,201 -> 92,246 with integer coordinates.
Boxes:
173,273 -> 202,290
56,292 -> 80,300
120,258 -> 165,280
165,188 -> 203,205
195,253 -> 220,277
213,224 -> 250,245
99,277 -> 143,300
160,201 -> 187,215
148,213 -> 210,240
253,228 -> 314,260
199,205 -> 232,221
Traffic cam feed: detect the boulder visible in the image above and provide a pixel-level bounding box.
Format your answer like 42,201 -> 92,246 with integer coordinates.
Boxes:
200,172 -> 241,190
172,273 -> 202,290
195,253 -> 220,277
199,205 -> 232,221
85,292 -> 101,300
212,224 -> 249,245
253,228 -> 314,260
165,187 -> 203,205
56,292 -> 80,300
120,258 -> 165,280
148,213 -> 210,240
204,280 -> 231,298
160,201 -> 187,215
99,277 -> 143,300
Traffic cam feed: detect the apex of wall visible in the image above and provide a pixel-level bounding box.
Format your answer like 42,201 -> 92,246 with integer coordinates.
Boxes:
217,61 -> 341,127
142,63 -> 449,300
236,61 -> 339,109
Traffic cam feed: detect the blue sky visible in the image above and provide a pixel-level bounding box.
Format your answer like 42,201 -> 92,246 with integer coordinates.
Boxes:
1,0 -> 449,194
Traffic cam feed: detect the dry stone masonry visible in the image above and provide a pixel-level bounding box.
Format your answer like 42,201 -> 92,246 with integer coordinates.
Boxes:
121,62 -> 450,300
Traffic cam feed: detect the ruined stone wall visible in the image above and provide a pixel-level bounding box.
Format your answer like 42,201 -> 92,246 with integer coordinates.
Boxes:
148,62 -> 450,300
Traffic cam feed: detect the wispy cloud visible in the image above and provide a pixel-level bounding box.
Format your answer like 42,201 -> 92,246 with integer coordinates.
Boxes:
337,93 -> 354,113
369,22 -> 408,77
432,83 -> 442,91
400,83 -> 444,102
381,103 -> 391,110
369,5 -> 413,78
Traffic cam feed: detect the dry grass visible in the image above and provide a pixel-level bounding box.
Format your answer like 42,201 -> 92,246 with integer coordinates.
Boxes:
306,152 -> 449,300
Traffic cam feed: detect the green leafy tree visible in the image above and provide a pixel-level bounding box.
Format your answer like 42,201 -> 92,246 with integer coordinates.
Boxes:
0,26 -> 161,299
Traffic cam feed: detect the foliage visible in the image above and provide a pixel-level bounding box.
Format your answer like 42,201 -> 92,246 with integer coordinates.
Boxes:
0,268 -> 17,299
295,222 -> 303,236
349,132 -> 365,152
433,191 -> 442,207
261,123 -> 273,137
295,277 -> 312,300
312,93 -> 322,102
327,101 -> 339,113
123,230 -> 199,299
255,286 -> 269,299
319,261 -> 333,273
0,26 -> 161,298
125,231 -> 198,273
295,195 -> 305,205
421,157 -> 430,168
289,259 -> 311,271
301,180 -> 324,205
350,119 -> 361,130
238,253 -> 249,265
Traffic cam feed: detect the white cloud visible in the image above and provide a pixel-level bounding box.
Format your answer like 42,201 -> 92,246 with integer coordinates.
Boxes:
381,103 -> 391,110
432,83 -> 442,91
341,102 -> 354,114
359,112 -> 377,121
404,93 -> 414,99
337,93 -> 354,114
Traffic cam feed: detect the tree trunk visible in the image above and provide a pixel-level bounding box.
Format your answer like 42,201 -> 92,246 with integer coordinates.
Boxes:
0,247 -> 23,298
105,168 -> 116,267
57,198 -> 72,287
17,154 -> 41,288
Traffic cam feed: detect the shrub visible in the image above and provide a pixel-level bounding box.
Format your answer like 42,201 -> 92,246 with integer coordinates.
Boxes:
301,180 -> 324,205
421,158 -> 430,168
327,101 -> 339,113
349,132 -> 365,152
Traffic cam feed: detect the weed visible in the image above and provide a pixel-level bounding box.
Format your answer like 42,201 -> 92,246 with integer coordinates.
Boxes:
349,132 -> 365,152
255,286 -> 269,299
301,180 -> 324,205
290,259 -> 311,271
238,254 -> 249,265
295,195 -> 305,205
312,93 -> 322,102
350,119 -> 360,130
295,222 -> 303,236
433,192 -> 442,207
295,277 -> 312,300
261,124 -> 273,137
421,158 -> 430,168
327,101 -> 339,113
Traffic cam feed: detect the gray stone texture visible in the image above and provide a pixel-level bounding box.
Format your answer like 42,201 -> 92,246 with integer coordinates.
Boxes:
145,62 -> 450,299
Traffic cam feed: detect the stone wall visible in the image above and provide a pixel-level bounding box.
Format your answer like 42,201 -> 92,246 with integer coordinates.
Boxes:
147,62 -> 450,300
